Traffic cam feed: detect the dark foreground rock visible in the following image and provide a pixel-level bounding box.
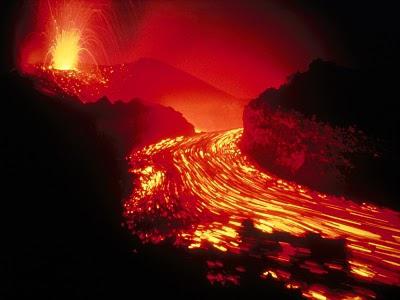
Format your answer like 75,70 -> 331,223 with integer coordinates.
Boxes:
1,73 -> 303,299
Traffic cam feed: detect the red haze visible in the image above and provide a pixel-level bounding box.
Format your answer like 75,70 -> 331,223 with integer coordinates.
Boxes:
17,0 -> 340,130
125,0 -> 338,99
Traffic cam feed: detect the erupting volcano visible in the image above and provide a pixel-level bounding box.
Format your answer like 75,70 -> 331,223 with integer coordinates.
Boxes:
18,0 -> 114,103
9,0 -> 400,299
17,0 -> 334,131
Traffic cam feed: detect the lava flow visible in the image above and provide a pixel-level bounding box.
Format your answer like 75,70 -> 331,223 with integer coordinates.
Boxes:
124,128 -> 400,299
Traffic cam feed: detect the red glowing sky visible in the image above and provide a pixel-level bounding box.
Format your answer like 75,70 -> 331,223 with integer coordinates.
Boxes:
116,0 -> 339,99
18,0 -> 342,100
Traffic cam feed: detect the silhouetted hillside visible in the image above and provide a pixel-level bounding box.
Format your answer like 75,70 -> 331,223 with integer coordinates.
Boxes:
252,59 -> 396,135
1,72 -> 198,299
74,96 -> 194,155
242,60 -> 399,208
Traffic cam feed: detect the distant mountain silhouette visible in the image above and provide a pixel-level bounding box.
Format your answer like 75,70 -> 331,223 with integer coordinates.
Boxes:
104,58 -> 246,131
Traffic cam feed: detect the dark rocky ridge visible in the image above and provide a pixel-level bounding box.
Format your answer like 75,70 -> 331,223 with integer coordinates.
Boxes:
73,96 -> 195,155
242,59 -> 399,208
1,72 -> 197,299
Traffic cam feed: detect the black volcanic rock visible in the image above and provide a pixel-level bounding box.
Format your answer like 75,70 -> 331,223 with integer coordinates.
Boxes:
242,60 -> 398,207
252,60 -> 361,127
1,71 -> 304,300
77,96 -> 194,155
20,72 -> 195,155
0,72 -> 196,299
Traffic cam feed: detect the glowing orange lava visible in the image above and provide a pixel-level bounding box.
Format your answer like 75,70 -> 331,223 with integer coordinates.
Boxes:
18,0 -> 111,101
50,29 -> 81,70
124,128 -> 400,299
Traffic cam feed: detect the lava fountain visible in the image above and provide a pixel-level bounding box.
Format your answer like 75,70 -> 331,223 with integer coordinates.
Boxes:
49,28 -> 81,71
18,0 -> 118,100
42,0 -> 113,72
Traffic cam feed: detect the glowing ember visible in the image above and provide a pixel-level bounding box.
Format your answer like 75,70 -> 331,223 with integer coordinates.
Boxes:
124,128 -> 400,299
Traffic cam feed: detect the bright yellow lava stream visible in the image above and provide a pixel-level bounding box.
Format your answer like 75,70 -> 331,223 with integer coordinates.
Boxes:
124,128 -> 400,299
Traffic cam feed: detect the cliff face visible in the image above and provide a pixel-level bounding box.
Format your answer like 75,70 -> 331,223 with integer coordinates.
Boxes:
242,60 -> 397,206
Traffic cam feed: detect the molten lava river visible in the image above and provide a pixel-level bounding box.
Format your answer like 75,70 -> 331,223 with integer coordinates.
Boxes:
124,128 -> 400,299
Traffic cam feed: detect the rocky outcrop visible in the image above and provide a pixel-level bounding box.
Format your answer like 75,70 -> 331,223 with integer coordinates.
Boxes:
242,60 -> 397,206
